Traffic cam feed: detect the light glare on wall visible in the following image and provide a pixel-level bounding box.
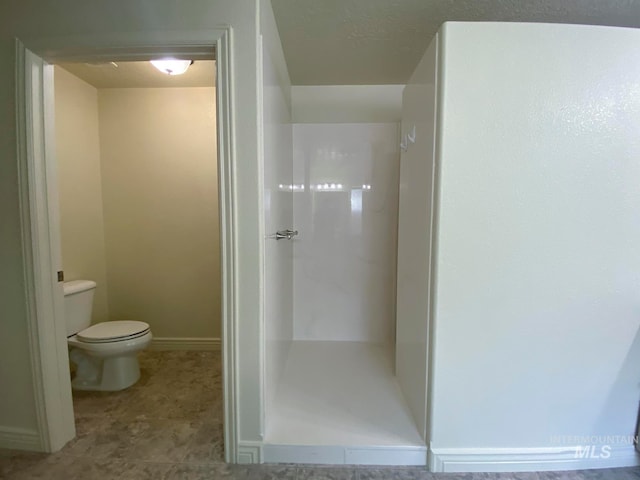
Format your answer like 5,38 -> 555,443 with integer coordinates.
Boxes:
314,183 -> 344,191
150,59 -> 193,76
278,184 -> 305,191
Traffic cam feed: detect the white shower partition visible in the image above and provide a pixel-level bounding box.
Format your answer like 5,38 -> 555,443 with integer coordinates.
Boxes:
395,34 -> 439,444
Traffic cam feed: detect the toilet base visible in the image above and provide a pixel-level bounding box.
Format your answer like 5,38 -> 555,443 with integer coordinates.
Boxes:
70,350 -> 141,391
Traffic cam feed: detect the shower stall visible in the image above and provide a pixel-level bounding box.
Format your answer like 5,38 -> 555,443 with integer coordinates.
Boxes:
263,122 -> 425,464
259,19 -> 640,470
260,36 -> 427,464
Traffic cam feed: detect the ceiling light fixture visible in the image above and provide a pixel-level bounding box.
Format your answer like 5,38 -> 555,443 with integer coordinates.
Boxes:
150,59 -> 193,76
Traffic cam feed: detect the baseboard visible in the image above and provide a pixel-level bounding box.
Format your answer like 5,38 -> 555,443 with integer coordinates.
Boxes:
0,426 -> 42,451
238,442 -> 263,464
263,444 -> 427,465
429,445 -> 640,472
150,337 -> 220,351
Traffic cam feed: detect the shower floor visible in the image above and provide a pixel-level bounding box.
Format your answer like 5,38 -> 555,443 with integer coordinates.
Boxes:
264,341 -> 425,465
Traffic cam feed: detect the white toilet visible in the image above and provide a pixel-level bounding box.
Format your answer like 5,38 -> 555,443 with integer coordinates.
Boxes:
64,279 -> 152,391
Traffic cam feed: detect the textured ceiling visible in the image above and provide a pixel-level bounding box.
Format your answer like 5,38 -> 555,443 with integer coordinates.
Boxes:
270,0 -> 640,85
58,60 -> 216,89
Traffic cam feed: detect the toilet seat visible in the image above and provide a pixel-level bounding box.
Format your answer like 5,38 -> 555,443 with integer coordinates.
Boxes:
77,320 -> 150,344
68,330 -> 152,358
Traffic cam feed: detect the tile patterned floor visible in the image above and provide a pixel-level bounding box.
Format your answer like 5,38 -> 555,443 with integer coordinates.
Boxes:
1,351 -> 640,479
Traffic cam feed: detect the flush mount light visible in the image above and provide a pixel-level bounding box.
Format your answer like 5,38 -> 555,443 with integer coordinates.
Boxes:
150,59 -> 193,76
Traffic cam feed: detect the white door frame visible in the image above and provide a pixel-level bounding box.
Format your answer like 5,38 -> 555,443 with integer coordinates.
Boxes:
14,28 -> 240,461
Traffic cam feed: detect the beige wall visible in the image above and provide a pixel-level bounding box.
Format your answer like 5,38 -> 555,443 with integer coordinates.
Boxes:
98,87 -> 219,338
54,67 -> 110,324
55,72 -> 219,339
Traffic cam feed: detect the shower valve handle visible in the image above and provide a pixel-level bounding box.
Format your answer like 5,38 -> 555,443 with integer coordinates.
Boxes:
274,229 -> 298,240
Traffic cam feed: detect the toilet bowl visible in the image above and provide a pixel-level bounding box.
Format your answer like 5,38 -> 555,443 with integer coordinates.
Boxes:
68,321 -> 152,391
64,280 -> 153,391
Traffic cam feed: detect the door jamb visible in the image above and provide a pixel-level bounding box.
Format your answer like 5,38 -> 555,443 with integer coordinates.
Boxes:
15,28 -> 239,461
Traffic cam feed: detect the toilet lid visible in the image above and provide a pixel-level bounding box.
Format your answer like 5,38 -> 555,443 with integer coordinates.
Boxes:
77,321 -> 150,343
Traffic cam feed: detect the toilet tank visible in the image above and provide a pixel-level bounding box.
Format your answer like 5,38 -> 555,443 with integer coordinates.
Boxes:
63,280 -> 97,337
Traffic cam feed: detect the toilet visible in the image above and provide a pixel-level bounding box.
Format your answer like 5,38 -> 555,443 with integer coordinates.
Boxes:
64,279 -> 152,391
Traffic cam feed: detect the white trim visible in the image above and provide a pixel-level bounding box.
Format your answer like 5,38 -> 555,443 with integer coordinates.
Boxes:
429,445 -> 640,472
25,31 -> 221,63
215,27 -> 240,464
256,32 -> 266,442
238,441 -> 263,464
150,337 -> 221,351
425,31 -> 444,450
16,40 -> 76,453
263,444 -> 427,466
17,27 -> 240,461
0,427 -> 42,452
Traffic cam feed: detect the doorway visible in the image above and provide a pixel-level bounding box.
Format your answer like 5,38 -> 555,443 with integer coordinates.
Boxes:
53,58 -> 223,461
15,30 -> 239,461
